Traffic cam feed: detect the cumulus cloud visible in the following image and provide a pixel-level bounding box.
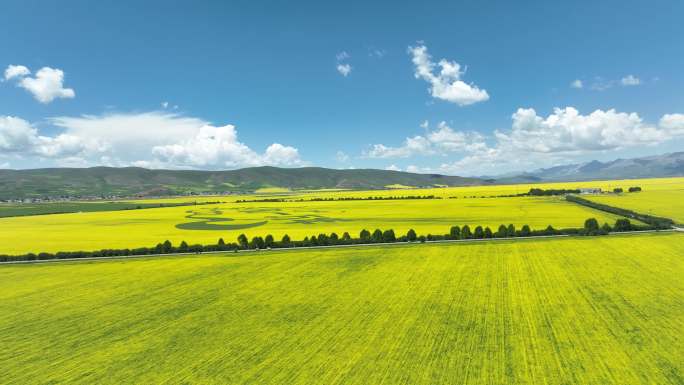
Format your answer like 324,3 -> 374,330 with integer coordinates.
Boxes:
151,125 -> 303,168
498,107 -> 670,153
1,112 -> 305,169
621,75 -> 641,86
0,116 -> 98,159
365,107 -> 684,176
336,63 -> 352,77
570,79 -> 583,89
365,121 -> 485,158
408,44 -> 489,106
4,65 -> 30,81
385,164 -> 401,171
335,52 -> 352,77
441,107 -> 684,175
659,114 -> 684,135
3,65 -> 75,103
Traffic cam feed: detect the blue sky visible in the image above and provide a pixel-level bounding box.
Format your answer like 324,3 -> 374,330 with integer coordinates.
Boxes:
1,0 -> 683,175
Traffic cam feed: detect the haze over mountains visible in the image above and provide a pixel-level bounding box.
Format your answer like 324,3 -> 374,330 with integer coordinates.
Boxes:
499,152 -> 684,183
1,152 -> 682,200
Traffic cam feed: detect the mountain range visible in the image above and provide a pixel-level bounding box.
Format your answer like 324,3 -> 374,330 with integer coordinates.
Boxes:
499,151 -> 684,183
1,152 -> 682,200
0,166 -> 482,200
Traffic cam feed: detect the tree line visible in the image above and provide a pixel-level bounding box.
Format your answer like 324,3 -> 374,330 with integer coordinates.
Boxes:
0,217 -> 655,262
565,194 -> 673,229
236,195 -> 440,203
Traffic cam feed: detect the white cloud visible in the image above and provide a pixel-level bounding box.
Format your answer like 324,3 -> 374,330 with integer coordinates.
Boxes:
4,65 -> 30,81
438,107 -> 684,175
621,75 -> 641,86
385,164 -> 401,171
5,66 -> 75,103
161,101 -> 169,109
262,143 -> 303,166
364,107 -> 684,176
570,79 -> 583,89
499,107 -> 668,153
336,51 -> 350,61
60,112 -> 304,168
335,151 -> 350,162
365,121 -> 485,158
659,114 -> 684,135
408,44 -> 489,106
337,63 -> 352,77
368,48 -> 386,58
0,115 -> 98,160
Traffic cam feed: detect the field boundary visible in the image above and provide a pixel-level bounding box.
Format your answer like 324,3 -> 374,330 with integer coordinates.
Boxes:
0,229 -> 677,265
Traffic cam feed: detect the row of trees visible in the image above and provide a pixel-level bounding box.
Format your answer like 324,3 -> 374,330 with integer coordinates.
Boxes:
566,195 -> 673,229
613,186 -> 642,193
1,217 -> 650,262
236,195 -> 440,203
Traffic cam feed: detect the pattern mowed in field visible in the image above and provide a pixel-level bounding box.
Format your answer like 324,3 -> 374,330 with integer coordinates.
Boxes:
0,196 -> 629,255
1,233 -> 682,384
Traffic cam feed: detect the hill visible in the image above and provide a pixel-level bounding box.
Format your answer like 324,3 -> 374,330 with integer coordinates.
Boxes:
0,166 -> 484,199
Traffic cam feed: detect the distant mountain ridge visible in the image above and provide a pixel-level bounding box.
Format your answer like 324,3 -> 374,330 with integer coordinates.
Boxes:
499,152 -> 684,183
0,166 -> 484,200
2,152 -> 682,200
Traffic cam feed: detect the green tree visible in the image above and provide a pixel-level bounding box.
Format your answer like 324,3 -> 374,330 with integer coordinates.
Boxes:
281,234 -> 291,245
342,232 -> 351,241
264,234 -> 274,248
217,238 -> 225,246
360,229 -> 371,240
544,225 -> 556,235
614,218 -> 632,232
584,218 -> 600,235
250,236 -> 265,249
237,234 -> 249,249
496,224 -> 508,238
520,225 -> 531,237
507,224 -> 516,237
461,225 -> 472,239
473,226 -> 484,239
484,227 -> 493,238
382,229 -> 396,242
601,223 -> 612,234
613,187 -> 623,193
329,233 -> 339,243
162,240 -> 173,253
371,229 -> 383,242
179,241 -> 188,252
406,229 -> 417,242
449,225 -> 461,240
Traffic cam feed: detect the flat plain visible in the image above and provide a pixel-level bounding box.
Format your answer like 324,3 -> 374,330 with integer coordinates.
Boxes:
0,195 -> 628,255
1,233 -> 682,384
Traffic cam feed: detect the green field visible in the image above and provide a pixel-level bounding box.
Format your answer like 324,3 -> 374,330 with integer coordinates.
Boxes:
0,201 -> 206,218
0,195 -> 629,255
1,233 -> 682,384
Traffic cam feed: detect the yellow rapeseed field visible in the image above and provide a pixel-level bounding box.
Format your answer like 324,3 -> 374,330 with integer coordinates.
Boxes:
1,233 -> 682,384
0,195 -> 625,254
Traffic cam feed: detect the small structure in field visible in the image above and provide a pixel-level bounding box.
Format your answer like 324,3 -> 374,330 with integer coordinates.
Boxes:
579,188 -> 602,194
